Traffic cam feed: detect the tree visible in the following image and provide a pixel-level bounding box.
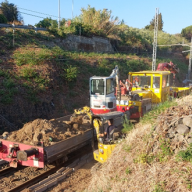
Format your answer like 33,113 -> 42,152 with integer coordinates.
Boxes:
0,14 -> 7,23
78,5 -> 120,35
145,13 -> 163,31
35,17 -> 58,28
0,0 -> 23,22
181,25 -> 192,41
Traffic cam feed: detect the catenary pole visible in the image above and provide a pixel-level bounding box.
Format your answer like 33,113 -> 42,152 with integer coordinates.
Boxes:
58,0 -> 60,29
188,37 -> 192,80
72,0 -> 74,19
152,8 -> 159,71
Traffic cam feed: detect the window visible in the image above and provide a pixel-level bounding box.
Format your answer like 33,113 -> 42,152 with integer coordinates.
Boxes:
132,76 -> 151,87
162,75 -> 169,87
153,76 -> 160,88
91,79 -> 104,95
106,78 -> 114,95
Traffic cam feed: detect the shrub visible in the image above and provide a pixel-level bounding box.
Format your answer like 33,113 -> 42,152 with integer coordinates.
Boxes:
20,67 -> 37,79
125,167 -> 132,174
122,115 -> 134,133
176,143 -> 192,162
3,79 -> 15,89
0,14 -> 7,23
64,65 -> 78,82
1,95 -> 13,104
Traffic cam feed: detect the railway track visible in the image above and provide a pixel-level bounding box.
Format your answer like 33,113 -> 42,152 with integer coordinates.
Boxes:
0,167 -> 16,177
0,145 -> 94,192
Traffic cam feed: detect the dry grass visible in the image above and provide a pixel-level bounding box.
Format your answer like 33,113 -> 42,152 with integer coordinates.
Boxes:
176,94 -> 192,106
87,95 -> 192,192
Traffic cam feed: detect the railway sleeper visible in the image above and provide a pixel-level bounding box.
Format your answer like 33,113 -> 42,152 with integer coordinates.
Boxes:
39,175 -> 58,185
48,172 -> 61,179
33,184 -> 48,192
44,178 -> 58,188
56,167 -> 66,173
62,167 -> 73,175
29,182 -> 42,191
57,174 -> 67,182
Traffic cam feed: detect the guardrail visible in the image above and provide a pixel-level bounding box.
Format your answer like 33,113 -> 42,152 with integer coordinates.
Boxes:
0,23 -> 47,31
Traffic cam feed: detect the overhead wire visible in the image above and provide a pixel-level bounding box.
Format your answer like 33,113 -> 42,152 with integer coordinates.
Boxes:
19,11 -> 45,19
18,7 -> 61,19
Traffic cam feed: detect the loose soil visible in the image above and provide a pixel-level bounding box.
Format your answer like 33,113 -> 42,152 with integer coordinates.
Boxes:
2,115 -> 90,147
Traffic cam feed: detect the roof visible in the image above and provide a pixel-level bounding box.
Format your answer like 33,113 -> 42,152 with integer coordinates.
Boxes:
96,111 -> 124,120
129,71 -> 171,75
90,76 -> 113,79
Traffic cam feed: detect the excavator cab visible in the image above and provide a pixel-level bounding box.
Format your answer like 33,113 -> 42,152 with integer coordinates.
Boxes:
89,65 -> 121,116
90,76 -> 117,115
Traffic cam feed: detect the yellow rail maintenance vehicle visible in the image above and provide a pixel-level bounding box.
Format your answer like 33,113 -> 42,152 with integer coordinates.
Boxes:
93,70 -> 191,164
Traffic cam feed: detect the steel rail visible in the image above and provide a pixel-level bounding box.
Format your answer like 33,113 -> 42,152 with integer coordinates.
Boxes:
7,165 -> 58,192
0,167 -> 15,177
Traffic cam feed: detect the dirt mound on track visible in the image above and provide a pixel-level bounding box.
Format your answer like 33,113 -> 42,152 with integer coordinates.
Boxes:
4,116 -> 90,146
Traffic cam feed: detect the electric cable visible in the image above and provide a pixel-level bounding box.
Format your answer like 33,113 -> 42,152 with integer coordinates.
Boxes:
19,11 -> 46,19
18,7 -> 61,18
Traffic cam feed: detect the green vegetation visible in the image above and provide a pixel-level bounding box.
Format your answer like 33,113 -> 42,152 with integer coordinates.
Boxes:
35,17 -> 58,28
77,5 -> 119,36
34,5 -> 186,53
0,14 -> 7,23
153,183 -> 167,192
145,13 -> 163,31
3,78 -> 15,88
125,167 -> 132,174
0,77 -> 18,104
0,0 -> 23,23
181,25 -> 192,41
13,48 -> 52,66
20,67 -> 37,79
157,138 -> 173,162
122,116 -> 134,133
140,100 -> 177,124
134,153 -> 155,164
63,65 -> 78,82
123,144 -> 132,153
177,143 -> 192,162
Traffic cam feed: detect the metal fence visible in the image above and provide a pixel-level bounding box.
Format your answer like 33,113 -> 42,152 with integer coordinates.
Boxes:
0,23 -> 47,32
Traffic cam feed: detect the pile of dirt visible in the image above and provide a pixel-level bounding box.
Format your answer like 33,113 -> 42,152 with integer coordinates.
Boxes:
152,104 -> 192,154
2,115 -> 90,146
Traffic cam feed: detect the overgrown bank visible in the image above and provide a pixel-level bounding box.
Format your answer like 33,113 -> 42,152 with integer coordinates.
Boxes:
0,28 -> 189,133
87,95 -> 192,192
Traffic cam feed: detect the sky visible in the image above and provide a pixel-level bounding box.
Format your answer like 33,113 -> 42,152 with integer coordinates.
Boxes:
3,0 -> 192,34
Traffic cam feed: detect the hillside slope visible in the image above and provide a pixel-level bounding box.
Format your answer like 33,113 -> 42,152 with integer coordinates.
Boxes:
87,95 -> 192,192
0,28 -> 189,133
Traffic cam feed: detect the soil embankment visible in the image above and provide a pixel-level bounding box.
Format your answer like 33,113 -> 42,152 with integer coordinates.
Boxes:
87,95 -> 192,192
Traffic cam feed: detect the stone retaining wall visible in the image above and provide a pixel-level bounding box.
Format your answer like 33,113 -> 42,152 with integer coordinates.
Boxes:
53,35 -> 114,53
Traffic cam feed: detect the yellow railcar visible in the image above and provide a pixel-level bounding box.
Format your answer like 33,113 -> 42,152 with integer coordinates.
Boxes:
93,70 -> 191,164
129,71 -> 171,104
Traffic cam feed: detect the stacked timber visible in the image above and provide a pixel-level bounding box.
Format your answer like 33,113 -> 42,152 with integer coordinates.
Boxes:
0,115 -> 90,147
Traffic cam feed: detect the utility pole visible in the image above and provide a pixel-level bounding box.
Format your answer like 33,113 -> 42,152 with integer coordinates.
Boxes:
188,37 -> 192,80
72,0 -> 74,19
58,0 -> 60,29
12,23 -> 15,47
152,8 -> 159,71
